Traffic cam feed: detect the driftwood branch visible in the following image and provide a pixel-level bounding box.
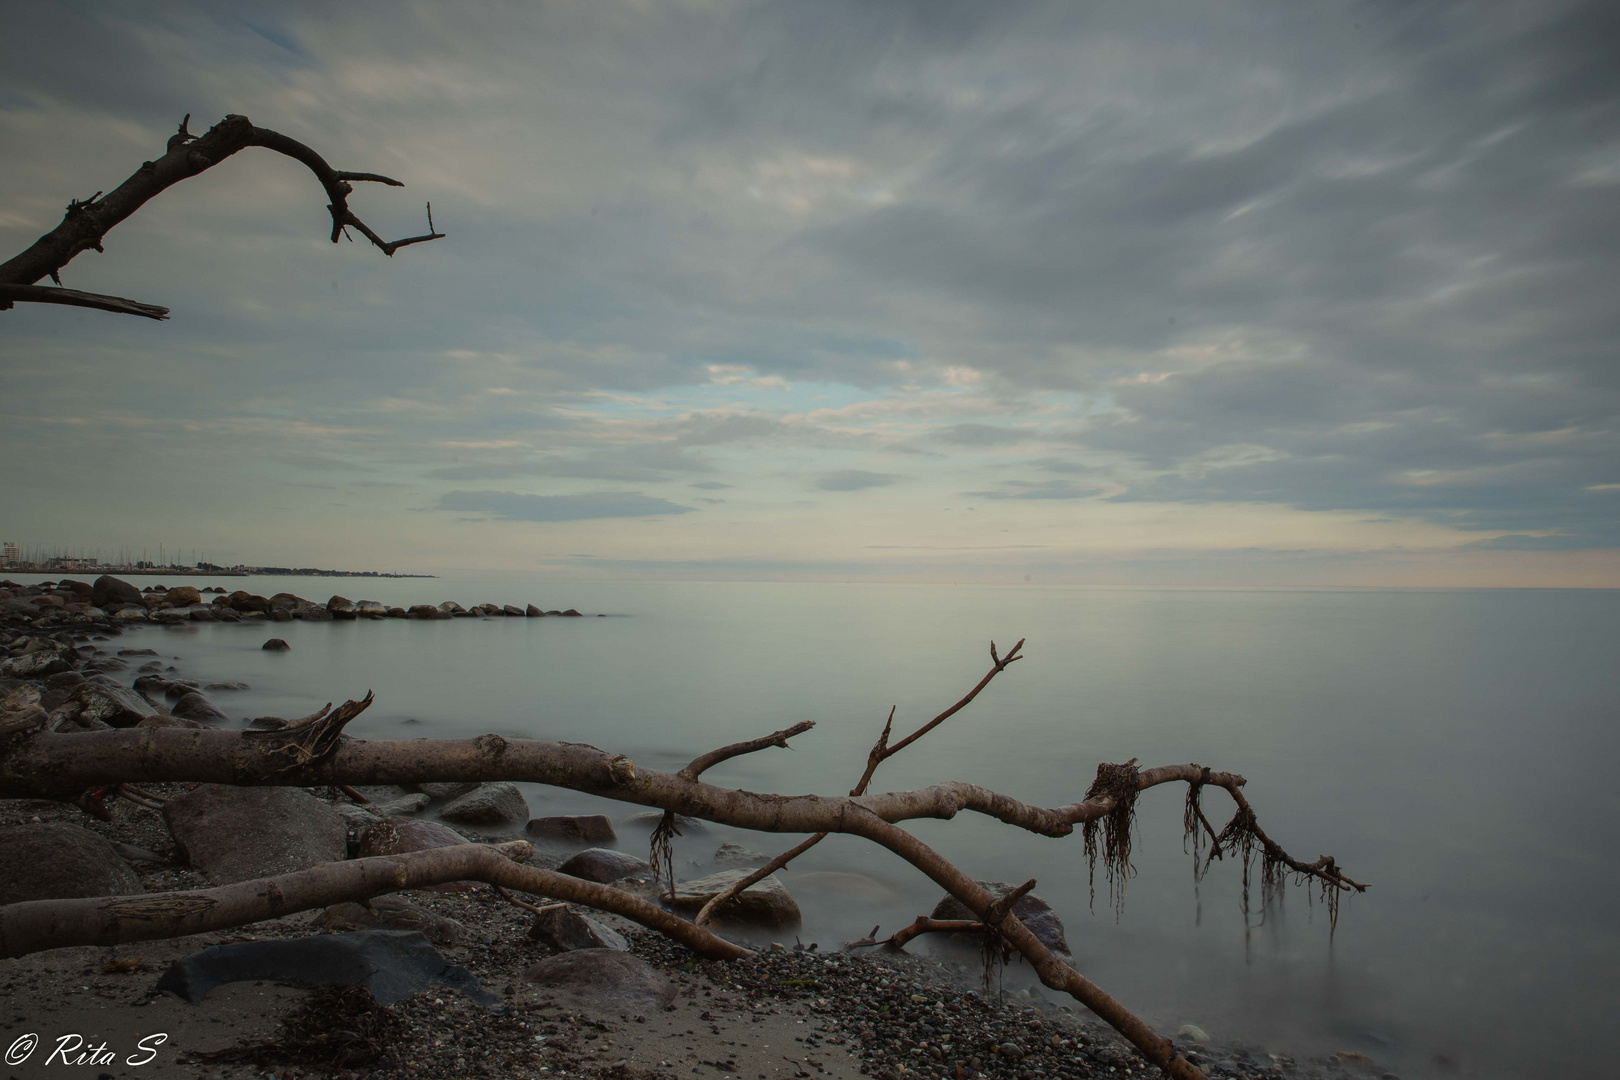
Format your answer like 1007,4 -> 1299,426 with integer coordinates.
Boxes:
0,114 -> 443,318
694,639 -> 1026,926
0,841 -> 747,962
678,720 -> 815,781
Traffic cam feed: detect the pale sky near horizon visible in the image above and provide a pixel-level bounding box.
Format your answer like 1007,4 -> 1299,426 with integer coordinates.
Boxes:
2,1 -> 1618,586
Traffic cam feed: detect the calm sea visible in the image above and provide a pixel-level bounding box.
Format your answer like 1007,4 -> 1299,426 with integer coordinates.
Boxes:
17,573 -> 1619,1076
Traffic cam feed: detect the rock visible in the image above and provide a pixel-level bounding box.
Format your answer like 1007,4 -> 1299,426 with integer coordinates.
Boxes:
528,905 -> 630,952
327,595 -> 354,613
930,881 -> 1071,956
204,681 -> 250,691
46,669 -> 86,688
332,801 -> 381,833
117,648 -> 159,657
228,591 -> 268,613
555,847 -> 653,883
0,822 -> 143,904
57,578 -> 93,597
355,816 -> 469,858
408,603 -> 449,620
624,810 -> 708,833
665,868 -> 802,929
525,814 -> 617,844
112,607 -> 148,622
354,600 -> 387,617
1176,1024 -> 1210,1044
713,841 -> 768,868
246,715 -> 288,730
164,785 -> 347,885
439,782 -> 529,825
166,585 -> 202,605
0,650 -> 73,678
262,637 -> 290,651
502,604 -> 525,617
72,674 -> 159,727
525,604 -> 544,617
171,691 -> 228,724
438,601 -> 466,616
90,575 -> 142,609
417,781 -> 480,801
84,655 -> 129,673
562,609 -> 582,617
316,897 -> 469,946
372,792 -> 431,817
790,871 -> 906,906
523,949 -> 675,1009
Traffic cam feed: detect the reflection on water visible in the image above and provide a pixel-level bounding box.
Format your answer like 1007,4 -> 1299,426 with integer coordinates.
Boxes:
22,573 -> 1619,1076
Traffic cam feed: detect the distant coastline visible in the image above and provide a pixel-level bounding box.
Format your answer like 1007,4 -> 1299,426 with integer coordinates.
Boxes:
0,565 -> 435,579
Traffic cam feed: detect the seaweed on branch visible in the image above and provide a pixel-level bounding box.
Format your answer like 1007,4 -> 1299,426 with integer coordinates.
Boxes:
1081,759 -> 1140,919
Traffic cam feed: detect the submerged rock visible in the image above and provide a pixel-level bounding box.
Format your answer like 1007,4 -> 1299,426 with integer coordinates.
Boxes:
930,880 -> 1071,956
665,868 -> 802,929
526,814 -> 616,844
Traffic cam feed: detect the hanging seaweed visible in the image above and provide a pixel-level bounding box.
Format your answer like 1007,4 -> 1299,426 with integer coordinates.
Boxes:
649,808 -> 680,901
1081,759 -> 1141,918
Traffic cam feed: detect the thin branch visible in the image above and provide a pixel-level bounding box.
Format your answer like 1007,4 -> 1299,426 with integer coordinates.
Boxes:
678,720 -> 816,781
0,284 -> 169,320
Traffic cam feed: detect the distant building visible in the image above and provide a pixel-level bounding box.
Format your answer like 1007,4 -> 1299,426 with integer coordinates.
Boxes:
0,542 -> 17,567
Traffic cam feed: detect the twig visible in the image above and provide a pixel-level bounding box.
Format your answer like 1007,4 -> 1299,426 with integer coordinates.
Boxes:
679,721 -> 815,781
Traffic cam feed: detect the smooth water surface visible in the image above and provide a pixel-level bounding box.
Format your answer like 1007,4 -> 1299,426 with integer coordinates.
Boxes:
24,574 -> 1619,1076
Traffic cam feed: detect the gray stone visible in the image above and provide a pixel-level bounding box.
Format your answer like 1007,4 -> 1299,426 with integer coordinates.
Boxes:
713,841 -> 768,868
354,816 -> 468,858
73,674 -> 158,727
666,868 -> 802,929
0,651 -> 72,678
525,814 -> 616,844
502,604 -> 525,617
556,847 -> 653,883
525,604 -> 544,617
171,691 -> 228,724
439,782 -> 529,826
522,948 -> 674,1009
930,880 -> 1071,956
166,585 -> 202,605
316,897 -> 469,946
417,781 -> 479,801
261,638 -> 290,651
528,905 -> 630,952
90,575 -> 142,609
372,792 -> 431,817
0,822 -> 143,904
327,595 -> 354,613
164,785 -> 347,885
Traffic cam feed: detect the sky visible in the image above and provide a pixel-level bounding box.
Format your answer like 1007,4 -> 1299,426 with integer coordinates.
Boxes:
2,0 -> 1618,586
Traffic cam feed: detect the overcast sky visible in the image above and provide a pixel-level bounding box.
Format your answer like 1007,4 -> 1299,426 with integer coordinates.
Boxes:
3,0 -> 1617,585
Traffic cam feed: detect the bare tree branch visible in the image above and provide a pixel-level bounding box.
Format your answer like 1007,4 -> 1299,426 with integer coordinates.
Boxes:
0,114 -> 443,318
678,720 -> 816,781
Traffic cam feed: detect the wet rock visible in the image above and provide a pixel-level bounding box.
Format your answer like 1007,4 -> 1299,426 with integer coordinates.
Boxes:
562,608 -> 582,616
528,905 -> 630,952
417,781 -> 480,800
166,585 -> 202,605
666,868 -> 802,929
713,841 -> 768,868
408,603 -> 450,620
1176,1024 -> 1210,1043
523,948 -> 675,1009
45,669 -> 85,688
555,847 -> 653,883
117,648 -> 159,657
438,601 -> 466,616
439,781 -> 529,825
525,814 -> 616,844
90,575 -> 142,609
164,785 -> 347,884
72,674 -> 159,727
355,816 -> 469,858
525,604 -> 544,617
204,681 -> 250,691
502,604 -> 525,616
171,691 -> 229,724
261,637 -> 290,651
354,600 -> 387,617
316,897 -> 469,946
327,595 -> 354,613
0,650 -> 72,678
0,822 -> 143,904
931,881 -> 1071,956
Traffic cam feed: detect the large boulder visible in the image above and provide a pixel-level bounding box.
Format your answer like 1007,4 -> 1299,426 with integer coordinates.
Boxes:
523,949 -> 674,1009
0,650 -> 73,678
72,674 -> 158,727
555,848 -> 653,884
665,868 -> 801,929
930,881 -> 1071,956
528,905 -> 629,952
171,691 -> 228,724
0,823 -> 143,904
525,814 -> 616,844
166,585 -> 202,605
439,782 -> 529,826
90,575 -> 142,609
355,816 -> 469,858
164,785 -> 347,885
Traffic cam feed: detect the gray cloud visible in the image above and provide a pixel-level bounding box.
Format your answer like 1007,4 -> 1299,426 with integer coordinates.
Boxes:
966,479 -> 1103,501
816,469 -> 901,492
934,423 -> 1029,446
437,490 -> 696,522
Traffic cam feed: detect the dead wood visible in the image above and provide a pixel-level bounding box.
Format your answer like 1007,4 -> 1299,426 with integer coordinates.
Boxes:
0,114 -> 442,318
0,841 -> 747,962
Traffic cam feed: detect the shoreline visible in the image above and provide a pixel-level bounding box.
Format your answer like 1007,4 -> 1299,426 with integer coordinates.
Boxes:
1,577 -> 1397,1080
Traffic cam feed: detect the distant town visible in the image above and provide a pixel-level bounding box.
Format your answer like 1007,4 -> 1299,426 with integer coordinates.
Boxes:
0,541 -> 434,579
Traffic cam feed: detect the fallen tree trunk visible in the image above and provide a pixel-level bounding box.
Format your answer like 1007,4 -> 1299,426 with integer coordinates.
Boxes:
0,841 -> 748,962
0,645 -> 1363,1078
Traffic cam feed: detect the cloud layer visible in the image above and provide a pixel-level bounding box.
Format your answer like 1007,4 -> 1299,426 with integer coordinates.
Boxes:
1,0 -> 1616,582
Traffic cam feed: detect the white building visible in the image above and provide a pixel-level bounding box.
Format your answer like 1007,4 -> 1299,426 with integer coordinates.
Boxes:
0,542 -> 18,567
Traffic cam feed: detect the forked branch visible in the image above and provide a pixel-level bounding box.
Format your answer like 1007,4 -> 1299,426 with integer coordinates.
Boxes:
0,114 -> 443,318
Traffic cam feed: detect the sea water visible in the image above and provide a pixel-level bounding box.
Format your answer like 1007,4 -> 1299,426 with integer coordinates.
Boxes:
15,573 -> 1619,1076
